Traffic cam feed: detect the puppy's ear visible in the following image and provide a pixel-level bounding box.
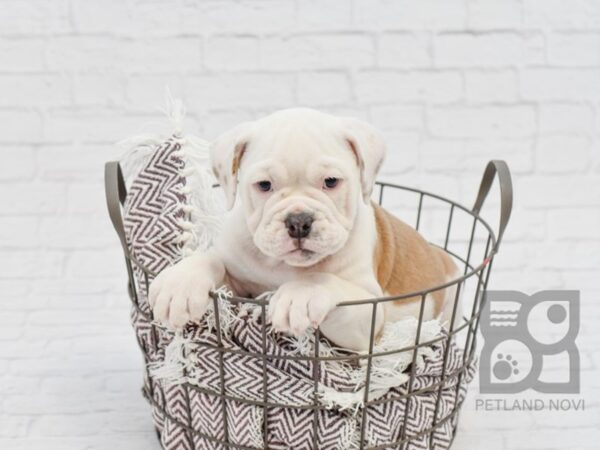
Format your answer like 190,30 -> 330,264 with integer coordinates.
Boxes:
341,118 -> 386,204
210,122 -> 253,210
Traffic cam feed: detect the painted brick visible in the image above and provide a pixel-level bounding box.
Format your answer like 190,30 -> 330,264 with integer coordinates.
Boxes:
378,33 -> 431,68
521,69 -> 600,100
70,0 -> 132,35
73,74 -> 125,107
428,106 -> 536,138
464,69 -> 519,103
0,217 -> 39,248
467,0 -> 523,30
548,33 -> 600,66
0,147 -> 36,181
0,182 -> 66,215
297,0 -> 353,31
43,112 -> 166,144
125,74 -> 184,109
184,74 -> 295,108
1,1 -> 599,449
0,39 -> 46,71
37,145 -> 115,181
205,36 -> 260,71
524,0 -> 600,30
179,0 -> 296,34
547,209 -> 600,240
536,135 -> 590,173
370,105 -> 424,131
434,32 -> 544,67
0,250 -> 64,279
260,34 -> 375,70
0,75 -> 71,108
354,0 -> 467,30
539,104 -> 595,133
0,0 -> 70,36
297,72 -> 352,106
519,176 -> 600,207
355,70 -> 462,104
0,111 -> 42,143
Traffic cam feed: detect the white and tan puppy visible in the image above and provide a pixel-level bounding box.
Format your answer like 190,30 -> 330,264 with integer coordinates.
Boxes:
149,108 -> 459,351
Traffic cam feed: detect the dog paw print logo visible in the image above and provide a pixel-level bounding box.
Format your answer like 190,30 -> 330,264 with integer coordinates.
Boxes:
479,290 -> 580,394
493,353 -> 519,380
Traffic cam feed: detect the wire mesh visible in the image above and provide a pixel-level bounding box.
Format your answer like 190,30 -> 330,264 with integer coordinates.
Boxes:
106,160 -> 511,450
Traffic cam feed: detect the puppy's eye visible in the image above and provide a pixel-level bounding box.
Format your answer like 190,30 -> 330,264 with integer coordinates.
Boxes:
323,177 -> 339,189
256,180 -> 272,192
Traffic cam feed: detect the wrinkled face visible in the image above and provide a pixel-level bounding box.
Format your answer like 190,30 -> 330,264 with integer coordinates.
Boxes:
211,109 -> 386,268
240,138 -> 361,267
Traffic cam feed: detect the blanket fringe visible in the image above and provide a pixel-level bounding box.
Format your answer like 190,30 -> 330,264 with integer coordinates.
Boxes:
119,89 -> 224,256
152,313 -> 442,412
119,89 -> 187,187
148,332 -> 200,386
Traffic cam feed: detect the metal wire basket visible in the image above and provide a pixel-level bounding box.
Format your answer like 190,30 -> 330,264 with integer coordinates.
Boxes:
105,158 -> 512,450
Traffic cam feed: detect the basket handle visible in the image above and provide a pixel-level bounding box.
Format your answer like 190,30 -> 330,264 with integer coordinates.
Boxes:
472,160 -> 513,251
104,161 -> 131,257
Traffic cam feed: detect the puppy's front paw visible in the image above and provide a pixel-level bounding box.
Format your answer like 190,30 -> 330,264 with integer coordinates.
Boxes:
148,256 -> 214,330
268,281 -> 336,337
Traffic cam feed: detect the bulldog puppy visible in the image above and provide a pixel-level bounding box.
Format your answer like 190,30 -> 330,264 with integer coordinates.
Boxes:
149,108 -> 460,351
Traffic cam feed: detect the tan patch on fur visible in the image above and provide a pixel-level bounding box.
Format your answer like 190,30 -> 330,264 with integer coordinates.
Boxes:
372,203 -> 457,316
231,142 -> 247,176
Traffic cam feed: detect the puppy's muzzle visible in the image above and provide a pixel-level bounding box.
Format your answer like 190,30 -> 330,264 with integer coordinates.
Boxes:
285,212 -> 314,239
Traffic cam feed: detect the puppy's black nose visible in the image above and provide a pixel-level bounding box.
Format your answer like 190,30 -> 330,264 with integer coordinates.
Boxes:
285,212 -> 314,239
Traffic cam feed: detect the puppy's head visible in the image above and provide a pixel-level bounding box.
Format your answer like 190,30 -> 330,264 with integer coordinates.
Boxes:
211,108 -> 386,267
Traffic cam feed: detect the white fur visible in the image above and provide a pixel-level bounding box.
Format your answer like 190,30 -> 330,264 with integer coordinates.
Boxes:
149,108 -> 456,351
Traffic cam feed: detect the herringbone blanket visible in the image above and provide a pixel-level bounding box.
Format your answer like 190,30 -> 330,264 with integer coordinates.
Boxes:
121,134 -> 475,450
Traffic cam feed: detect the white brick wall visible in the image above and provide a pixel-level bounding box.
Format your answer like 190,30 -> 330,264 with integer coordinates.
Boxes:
1,1 -> 599,449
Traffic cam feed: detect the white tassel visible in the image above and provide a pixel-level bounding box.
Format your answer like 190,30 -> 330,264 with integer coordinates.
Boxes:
161,87 -> 186,135
118,87 -> 189,187
149,332 -> 196,386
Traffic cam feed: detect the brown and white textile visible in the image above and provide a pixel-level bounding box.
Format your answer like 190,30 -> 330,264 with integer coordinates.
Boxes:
121,135 -> 476,450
